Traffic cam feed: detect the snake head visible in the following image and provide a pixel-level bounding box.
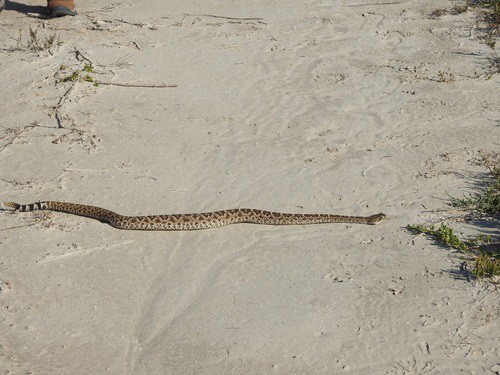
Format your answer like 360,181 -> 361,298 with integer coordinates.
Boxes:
368,213 -> 387,224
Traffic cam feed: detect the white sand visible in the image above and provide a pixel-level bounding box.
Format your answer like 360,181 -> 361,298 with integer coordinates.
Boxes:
1,0 -> 499,373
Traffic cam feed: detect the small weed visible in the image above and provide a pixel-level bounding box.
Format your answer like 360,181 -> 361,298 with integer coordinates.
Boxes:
484,34 -> 496,48
82,75 -> 94,82
473,254 -> 500,277
448,153 -> 500,215
469,234 -> 493,247
83,64 -> 94,73
453,4 -> 469,14
60,70 -> 80,83
17,26 -> 61,52
57,64 -> 99,86
429,4 -> 469,17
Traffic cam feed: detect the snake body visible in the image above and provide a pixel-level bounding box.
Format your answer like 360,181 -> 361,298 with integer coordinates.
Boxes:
4,201 -> 386,230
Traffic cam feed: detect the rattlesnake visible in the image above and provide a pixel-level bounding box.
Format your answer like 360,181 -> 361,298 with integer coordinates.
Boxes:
4,201 -> 386,230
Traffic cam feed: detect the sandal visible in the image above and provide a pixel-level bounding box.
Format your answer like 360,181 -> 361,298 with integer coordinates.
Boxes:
47,0 -> 76,17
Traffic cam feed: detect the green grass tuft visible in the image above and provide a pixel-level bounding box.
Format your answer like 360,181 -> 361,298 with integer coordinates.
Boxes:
472,254 -> 500,277
407,224 -> 468,251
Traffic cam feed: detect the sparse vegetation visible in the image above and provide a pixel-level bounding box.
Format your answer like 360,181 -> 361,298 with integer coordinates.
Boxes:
407,224 -> 468,251
449,0 -> 500,17
473,253 -> 500,277
453,4 -> 469,14
430,1 -> 499,52
468,1 -> 499,49
449,153 -> 500,214
16,26 -> 61,52
57,64 -> 99,86
469,0 -> 500,15
408,153 -> 500,280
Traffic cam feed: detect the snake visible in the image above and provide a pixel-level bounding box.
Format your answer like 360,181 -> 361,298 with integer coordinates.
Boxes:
4,201 -> 387,230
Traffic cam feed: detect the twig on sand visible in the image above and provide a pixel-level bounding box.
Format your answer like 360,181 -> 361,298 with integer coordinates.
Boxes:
74,47 -> 94,66
70,49 -> 176,88
0,122 -> 40,153
183,13 -> 265,22
95,81 -> 177,88
0,223 -> 37,231
53,81 -> 78,128
0,279 -> 12,290
39,240 -> 134,263
113,18 -> 146,27
347,1 -> 405,6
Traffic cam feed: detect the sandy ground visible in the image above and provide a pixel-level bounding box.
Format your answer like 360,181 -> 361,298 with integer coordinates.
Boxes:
1,0 -> 499,374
